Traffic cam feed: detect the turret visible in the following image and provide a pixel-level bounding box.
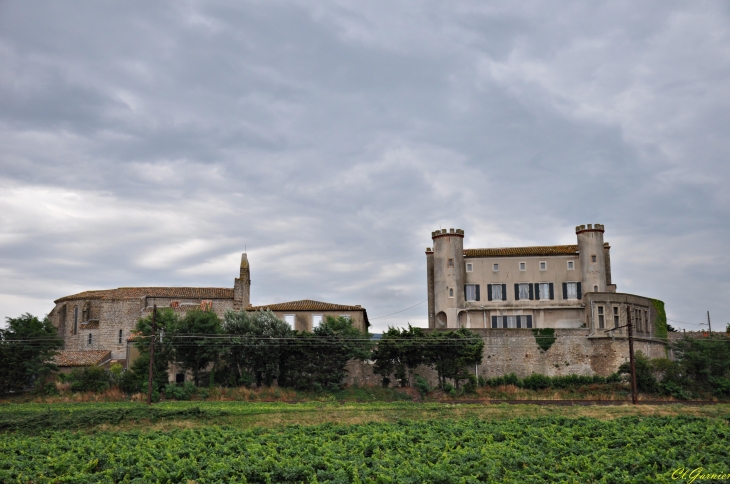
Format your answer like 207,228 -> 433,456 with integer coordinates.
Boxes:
233,253 -> 251,310
576,224 -> 607,295
430,228 -> 465,328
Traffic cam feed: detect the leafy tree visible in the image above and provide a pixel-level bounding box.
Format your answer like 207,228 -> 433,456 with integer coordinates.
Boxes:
424,328 -> 484,389
371,325 -> 426,387
120,308 -> 177,394
0,313 -> 63,394
219,309 -> 292,387
171,309 -> 222,386
617,351 -> 659,393
280,316 -> 371,391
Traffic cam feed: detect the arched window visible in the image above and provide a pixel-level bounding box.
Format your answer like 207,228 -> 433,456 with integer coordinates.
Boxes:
88,333 -> 92,346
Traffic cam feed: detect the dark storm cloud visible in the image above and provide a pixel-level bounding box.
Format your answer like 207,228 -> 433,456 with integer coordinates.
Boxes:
1,0 -> 728,332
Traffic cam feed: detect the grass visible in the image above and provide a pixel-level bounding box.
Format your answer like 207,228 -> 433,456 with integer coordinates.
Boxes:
2,399 -> 730,434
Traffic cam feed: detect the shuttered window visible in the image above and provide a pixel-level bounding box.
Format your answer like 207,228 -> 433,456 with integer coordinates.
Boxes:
284,315 -> 295,329
465,284 -> 480,302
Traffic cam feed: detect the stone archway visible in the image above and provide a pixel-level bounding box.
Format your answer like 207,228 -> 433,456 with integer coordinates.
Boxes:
436,311 -> 447,329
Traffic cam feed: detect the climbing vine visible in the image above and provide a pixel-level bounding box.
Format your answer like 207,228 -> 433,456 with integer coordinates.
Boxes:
532,328 -> 556,352
650,298 -> 667,340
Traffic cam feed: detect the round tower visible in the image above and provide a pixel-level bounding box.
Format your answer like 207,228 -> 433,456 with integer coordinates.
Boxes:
576,224 -> 606,294
431,228 -> 465,329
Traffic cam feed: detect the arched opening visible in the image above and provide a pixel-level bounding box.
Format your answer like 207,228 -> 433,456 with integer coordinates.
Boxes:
436,312 -> 447,329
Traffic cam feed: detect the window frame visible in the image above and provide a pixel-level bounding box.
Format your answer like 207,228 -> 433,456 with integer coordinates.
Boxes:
539,261 -> 547,271
284,314 -> 295,329
466,263 -> 473,273
591,255 -> 597,263
493,263 -> 499,272
490,283 -> 504,301
518,283 -> 530,300
448,288 -> 454,298
88,333 -> 93,346
312,314 -> 323,329
567,260 -> 574,270
566,282 -> 578,299
519,262 -> 526,271
613,306 -> 620,328
447,258 -> 454,268
597,306 -> 605,329
118,329 -> 123,345
465,284 -> 479,302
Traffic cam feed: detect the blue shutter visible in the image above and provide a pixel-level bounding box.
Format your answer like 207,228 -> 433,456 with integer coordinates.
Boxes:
577,282 -> 582,299
502,317 -> 508,329
491,316 -> 497,328
487,285 -> 492,301
514,284 -> 520,301
529,284 -> 534,300
562,282 -> 568,299
502,284 -> 507,301
526,315 -> 533,328
475,285 -> 480,301
516,316 -> 522,328
549,283 -> 554,300
535,283 -> 540,300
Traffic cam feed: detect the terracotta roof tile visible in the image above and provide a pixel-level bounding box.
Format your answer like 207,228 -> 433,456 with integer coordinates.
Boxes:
55,287 -> 233,303
464,245 -> 578,258
247,299 -> 365,312
53,350 -> 111,367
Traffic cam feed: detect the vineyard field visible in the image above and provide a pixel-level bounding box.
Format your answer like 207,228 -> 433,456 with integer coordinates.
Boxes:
1,415 -> 728,483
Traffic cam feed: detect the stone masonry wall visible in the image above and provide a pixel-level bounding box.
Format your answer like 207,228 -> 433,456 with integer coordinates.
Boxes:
344,328 -> 668,387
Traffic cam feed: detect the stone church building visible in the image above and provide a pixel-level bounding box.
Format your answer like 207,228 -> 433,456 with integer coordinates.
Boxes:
49,253 -> 369,366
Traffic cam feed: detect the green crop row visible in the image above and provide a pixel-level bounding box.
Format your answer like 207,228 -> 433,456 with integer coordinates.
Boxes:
1,415 -> 728,483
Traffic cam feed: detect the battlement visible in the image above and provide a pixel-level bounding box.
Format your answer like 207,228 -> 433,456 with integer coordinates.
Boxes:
576,223 -> 605,234
431,228 -> 464,239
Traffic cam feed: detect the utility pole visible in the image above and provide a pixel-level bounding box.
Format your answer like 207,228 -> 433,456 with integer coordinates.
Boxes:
627,306 -> 638,405
147,305 -> 157,405
707,311 -> 712,333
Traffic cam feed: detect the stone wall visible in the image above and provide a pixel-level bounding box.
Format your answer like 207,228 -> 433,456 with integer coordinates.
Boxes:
344,328 -> 669,387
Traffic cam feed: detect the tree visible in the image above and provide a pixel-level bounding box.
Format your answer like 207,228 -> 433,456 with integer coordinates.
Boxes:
371,325 -> 426,387
220,309 -> 292,387
424,328 -> 484,389
120,308 -> 177,394
171,309 -> 222,386
0,313 -> 63,394
280,316 -> 371,391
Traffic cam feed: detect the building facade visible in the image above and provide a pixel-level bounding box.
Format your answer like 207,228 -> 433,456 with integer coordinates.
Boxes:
49,253 -> 368,363
426,224 -> 658,339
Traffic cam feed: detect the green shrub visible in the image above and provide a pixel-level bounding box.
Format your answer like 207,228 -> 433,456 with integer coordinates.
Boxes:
532,328 -> 556,352
522,373 -> 552,390
463,375 -> 478,394
164,382 -> 197,400
43,382 -> 59,396
67,366 -> 111,393
414,375 -> 430,397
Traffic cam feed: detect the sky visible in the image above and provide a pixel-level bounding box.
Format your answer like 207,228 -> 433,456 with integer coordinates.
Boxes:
1,1 -> 729,333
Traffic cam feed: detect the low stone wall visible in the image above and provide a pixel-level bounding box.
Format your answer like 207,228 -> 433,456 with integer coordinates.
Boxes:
345,329 -> 669,387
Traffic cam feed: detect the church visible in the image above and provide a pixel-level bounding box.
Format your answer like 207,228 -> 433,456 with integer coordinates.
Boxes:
49,254 -> 369,367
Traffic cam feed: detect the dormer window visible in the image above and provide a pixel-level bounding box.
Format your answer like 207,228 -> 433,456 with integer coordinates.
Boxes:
447,258 -> 454,268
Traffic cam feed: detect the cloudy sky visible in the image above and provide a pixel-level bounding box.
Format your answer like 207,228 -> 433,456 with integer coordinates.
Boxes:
1,1 -> 728,332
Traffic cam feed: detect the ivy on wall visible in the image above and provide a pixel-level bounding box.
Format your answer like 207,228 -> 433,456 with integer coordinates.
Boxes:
532,328 -> 556,352
650,298 -> 668,340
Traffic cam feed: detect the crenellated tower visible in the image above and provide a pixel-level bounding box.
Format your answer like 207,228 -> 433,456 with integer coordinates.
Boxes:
576,224 -> 607,295
233,253 -> 251,310
429,228 -> 465,329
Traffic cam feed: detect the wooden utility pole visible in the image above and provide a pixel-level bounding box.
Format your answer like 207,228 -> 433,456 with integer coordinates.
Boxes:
147,305 -> 157,405
707,311 -> 712,333
627,306 -> 638,405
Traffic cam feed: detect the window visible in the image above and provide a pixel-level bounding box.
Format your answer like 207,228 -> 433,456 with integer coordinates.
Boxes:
565,282 -> 578,299
492,315 -> 532,328
88,333 -> 93,346
466,263 -> 473,272
489,284 -> 504,301
176,373 -> 185,384
645,310 -> 649,333
465,284 -> 480,302
537,283 -> 551,300
594,285 -> 598,293
491,316 -> 502,328
493,263 -> 499,272
447,258 -> 454,268
519,262 -> 526,271
539,261 -> 547,271
284,314 -> 295,329
312,314 -> 323,329
591,255 -> 597,263
507,316 -> 517,329
73,306 -> 78,335
118,329 -> 123,345
598,306 -> 605,329
518,283 -> 530,300
448,288 -> 454,298
613,307 -> 620,328
567,260 -> 574,270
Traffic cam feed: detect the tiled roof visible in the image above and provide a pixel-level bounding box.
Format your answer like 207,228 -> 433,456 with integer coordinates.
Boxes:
55,287 -> 233,303
53,350 -> 111,367
464,245 -> 579,258
247,300 -> 365,312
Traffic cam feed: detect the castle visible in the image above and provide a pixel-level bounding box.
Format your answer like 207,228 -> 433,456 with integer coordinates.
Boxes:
50,254 -> 368,367
426,224 -> 659,338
